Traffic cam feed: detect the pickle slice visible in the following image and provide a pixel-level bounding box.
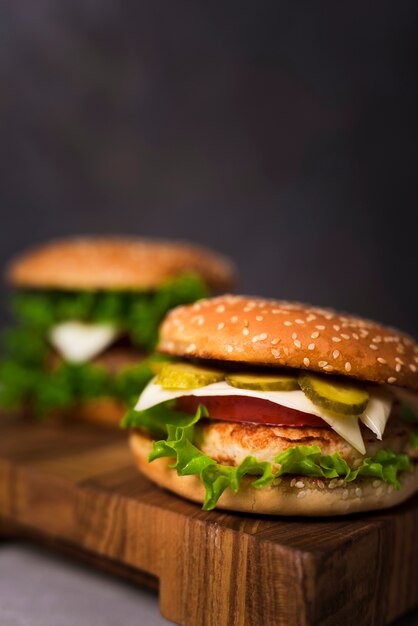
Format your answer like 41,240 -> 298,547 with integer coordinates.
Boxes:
298,373 -> 369,415
157,362 -> 225,390
146,354 -> 175,375
226,372 -> 299,391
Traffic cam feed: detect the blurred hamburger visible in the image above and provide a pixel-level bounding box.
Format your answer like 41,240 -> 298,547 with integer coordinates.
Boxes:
125,295 -> 418,515
0,237 -> 235,424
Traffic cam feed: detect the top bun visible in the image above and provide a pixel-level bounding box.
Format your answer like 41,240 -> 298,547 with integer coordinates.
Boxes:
158,295 -> 418,390
6,237 -> 236,291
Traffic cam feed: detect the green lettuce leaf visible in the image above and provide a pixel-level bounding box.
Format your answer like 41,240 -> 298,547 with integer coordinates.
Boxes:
0,357 -> 154,415
121,401 -> 201,438
0,273 -> 207,412
10,273 -> 208,350
124,403 -> 414,510
411,432 -> 418,449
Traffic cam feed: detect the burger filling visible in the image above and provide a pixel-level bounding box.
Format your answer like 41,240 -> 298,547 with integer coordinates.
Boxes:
123,361 -> 418,510
0,275 -> 207,414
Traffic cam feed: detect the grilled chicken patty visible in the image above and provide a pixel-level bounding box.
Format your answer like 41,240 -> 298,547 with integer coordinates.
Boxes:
196,418 -> 418,468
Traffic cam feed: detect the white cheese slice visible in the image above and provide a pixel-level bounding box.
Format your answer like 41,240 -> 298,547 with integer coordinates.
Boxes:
359,387 -> 392,440
134,378 -> 394,455
49,320 -> 120,364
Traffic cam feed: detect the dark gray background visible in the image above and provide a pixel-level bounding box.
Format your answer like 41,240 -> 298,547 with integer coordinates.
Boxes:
0,0 -> 417,335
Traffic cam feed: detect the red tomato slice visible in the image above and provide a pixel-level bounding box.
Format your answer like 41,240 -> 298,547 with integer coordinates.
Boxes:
176,395 -> 329,428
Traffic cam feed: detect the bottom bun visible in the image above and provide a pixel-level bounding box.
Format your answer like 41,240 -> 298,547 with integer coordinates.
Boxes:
129,431 -> 418,516
51,397 -> 125,427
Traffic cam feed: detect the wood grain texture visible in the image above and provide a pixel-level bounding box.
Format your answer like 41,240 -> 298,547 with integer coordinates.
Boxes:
0,415 -> 417,626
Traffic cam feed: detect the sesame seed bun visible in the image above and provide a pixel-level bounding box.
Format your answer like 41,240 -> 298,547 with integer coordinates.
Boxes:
159,295 -> 418,390
6,237 -> 236,291
130,431 -> 418,516
73,397 -> 126,426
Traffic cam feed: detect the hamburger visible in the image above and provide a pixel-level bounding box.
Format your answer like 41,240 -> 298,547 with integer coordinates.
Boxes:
0,237 -> 235,424
124,295 -> 418,515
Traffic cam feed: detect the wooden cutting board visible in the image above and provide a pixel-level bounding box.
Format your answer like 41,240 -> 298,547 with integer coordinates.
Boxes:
0,414 -> 417,626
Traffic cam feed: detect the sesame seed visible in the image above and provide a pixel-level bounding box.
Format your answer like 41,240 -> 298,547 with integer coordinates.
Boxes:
387,377 -> 397,384
290,478 -> 296,487
295,481 -> 305,489
271,349 -> 281,358
355,488 -> 362,498
369,344 -> 379,350
345,362 -> 352,372
311,331 -> 319,339
295,319 -> 304,325
284,321 -> 292,327
395,357 -> 404,364
318,361 -> 328,368
332,350 -> 340,359
410,364 -> 417,372
372,480 -> 381,488
317,480 -> 325,489
372,336 -> 382,343
340,333 -> 350,340
242,328 -> 249,336
308,343 -> 315,350
396,364 -> 402,372
294,340 -> 301,349
216,305 -> 225,313
217,322 -> 225,331
342,490 -> 349,500
323,365 -> 334,372
197,318 -> 204,326
230,316 -> 238,323
332,337 -> 341,343
226,345 -> 233,353
316,325 -> 325,330
256,315 -> 263,321
306,314 -> 316,322
333,324 -> 341,331
328,479 -> 338,489
377,357 -> 386,364
352,333 -> 359,340
186,343 -> 196,353
251,335 -> 260,343
271,338 -> 280,345
259,333 -> 267,341
297,491 -> 306,499
303,357 -> 310,367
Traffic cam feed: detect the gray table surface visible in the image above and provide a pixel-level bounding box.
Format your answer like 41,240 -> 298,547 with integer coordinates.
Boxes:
0,543 -> 417,626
